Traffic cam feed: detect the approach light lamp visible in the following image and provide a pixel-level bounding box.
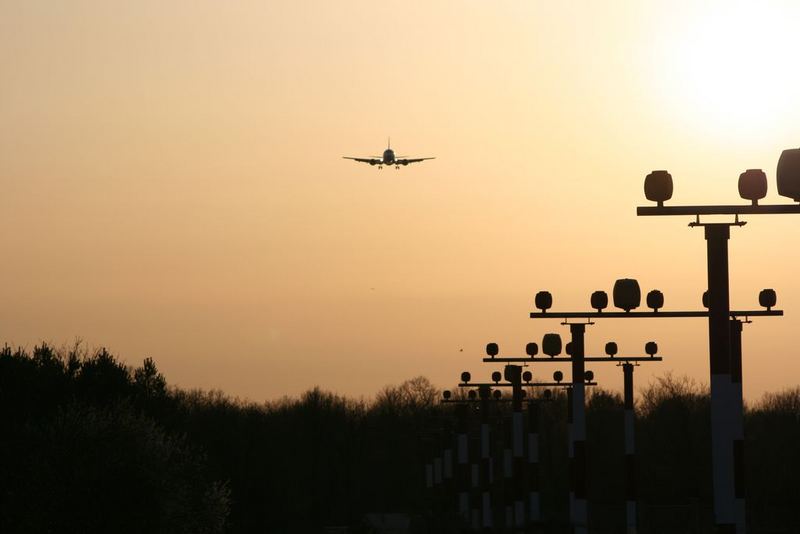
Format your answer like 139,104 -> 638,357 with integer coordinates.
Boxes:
647,289 -> 664,311
535,291 -> 553,312
605,341 -> 618,357
759,288 -> 777,310
702,290 -> 709,309
565,342 -> 573,357
486,343 -> 499,357
777,148 -> 800,202
613,278 -> 641,312
645,341 -> 658,357
644,170 -> 673,207
493,389 -> 502,400
504,364 -> 522,384
522,371 -> 533,383
739,169 -> 767,205
443,390 -> 452,400
584,370 -> 594,382
553,370 -> 564,383
543,389 -> 553,400
461,371 -> 471,383
591,290 -> 609,312
542,333 -> 562,357
492,371 -> 502,384
468,390 -> 477,400
525,342 -> 539,357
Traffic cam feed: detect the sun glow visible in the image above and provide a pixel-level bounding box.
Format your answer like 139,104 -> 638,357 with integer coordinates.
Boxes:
657,4 -> 800,138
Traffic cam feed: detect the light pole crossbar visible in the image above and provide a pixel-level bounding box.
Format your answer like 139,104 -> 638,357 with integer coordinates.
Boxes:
530,310 -> 781,319
637,204 -> 800,216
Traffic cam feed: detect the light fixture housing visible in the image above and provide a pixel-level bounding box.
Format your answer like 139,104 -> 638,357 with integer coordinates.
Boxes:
739,169 -> 767,205
759,288 -> 777,310
644,170 -> 673,206
542,333 -> 562,357
591,290 -> 608,312
647,289 -> 664,311
777,148 -> 800,202
535,291 -> 553,312
613,278 -> 641,312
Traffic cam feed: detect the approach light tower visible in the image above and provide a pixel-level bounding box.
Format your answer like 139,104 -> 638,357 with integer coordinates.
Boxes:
528,282 -> 780,534
636,148 -> 800,534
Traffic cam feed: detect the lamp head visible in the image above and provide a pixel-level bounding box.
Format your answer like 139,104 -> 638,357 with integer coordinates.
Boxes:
644,170 -> 673,206
739,169 -> 768,205
590,290 -> 608,312
535,291 -> 553,312
646,289 -> 664,312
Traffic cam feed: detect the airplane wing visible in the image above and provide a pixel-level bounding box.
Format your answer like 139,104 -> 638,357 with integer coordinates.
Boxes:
343,157 -> 382,165
395,157 -> 435,166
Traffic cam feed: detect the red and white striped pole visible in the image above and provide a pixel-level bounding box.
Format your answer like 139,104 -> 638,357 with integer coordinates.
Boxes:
479,386 -> 493,531
622,363 -> 637,534
470,432 -> 482,531
570,324 -> 588,534
527,399 -> 541,529
706,224 -> 736,533
456,403 -> 471,526
566,386 -> 574,530
506,365 -> 526,531
730,319 -> 746,533
503,413 -> 514,530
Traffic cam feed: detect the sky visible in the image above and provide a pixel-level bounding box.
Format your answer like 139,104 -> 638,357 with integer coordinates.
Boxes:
2,1 -> 800,403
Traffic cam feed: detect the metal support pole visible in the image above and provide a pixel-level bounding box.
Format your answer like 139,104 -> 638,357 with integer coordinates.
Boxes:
456,404 -> 471,526
567,387 -> 574,531
503,414 -> 514,531
470,433 -> 481,531
623,363 -> 637,534
730,319 -> 746,533
493,413 -> 507,532
509,367 -> 526,532
479,386 -> 494,532
570,324 -> 588,534
527,400 -> 541,530
705,224 -> 736,533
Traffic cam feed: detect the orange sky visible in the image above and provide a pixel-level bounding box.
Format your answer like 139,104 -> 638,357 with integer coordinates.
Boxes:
2,1 -> 800,402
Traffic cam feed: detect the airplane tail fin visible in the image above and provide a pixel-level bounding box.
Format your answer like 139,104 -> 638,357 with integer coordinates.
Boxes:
387,137 -> 391,149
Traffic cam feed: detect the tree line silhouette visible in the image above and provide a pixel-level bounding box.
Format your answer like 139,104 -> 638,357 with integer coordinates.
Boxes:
1,344 -> 798,533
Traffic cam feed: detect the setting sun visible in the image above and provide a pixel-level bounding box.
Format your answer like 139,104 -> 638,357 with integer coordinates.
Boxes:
654,3 -> 800,139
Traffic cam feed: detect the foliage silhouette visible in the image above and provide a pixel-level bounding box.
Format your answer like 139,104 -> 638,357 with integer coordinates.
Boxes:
2,345 -> 800,532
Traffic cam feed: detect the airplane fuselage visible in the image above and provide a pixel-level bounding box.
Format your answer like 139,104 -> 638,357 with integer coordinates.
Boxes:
382,148 -> 395,165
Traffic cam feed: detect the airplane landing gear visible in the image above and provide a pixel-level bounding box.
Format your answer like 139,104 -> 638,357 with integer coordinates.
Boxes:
395,165 -> 400,169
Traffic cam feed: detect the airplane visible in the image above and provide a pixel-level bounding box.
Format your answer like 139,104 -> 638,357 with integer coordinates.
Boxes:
343,139 -> 435,169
